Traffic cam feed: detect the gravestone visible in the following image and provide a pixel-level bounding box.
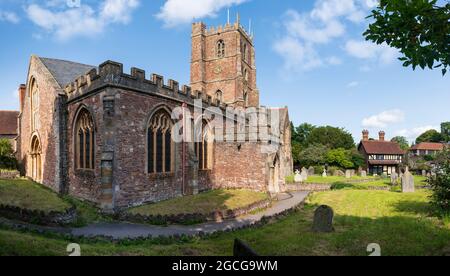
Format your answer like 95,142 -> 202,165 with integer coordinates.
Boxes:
233,239 -> 259,257
401,167 -> 415,193
308,166 -> 315,176
382,172 -> 388,179
312,205 -> 334,233
390,171 -> 399,185
422,170 -> 427,177
334,170 -> 345,177
322,169 -> 328,178
294,170 -> 302,183
360,170 -> 367,178
350,170 -> 356,177
345,170 -> 352,179
301,168 -> 308,182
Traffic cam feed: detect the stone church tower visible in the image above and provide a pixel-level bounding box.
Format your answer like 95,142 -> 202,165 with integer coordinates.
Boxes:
190,18 -> 259,108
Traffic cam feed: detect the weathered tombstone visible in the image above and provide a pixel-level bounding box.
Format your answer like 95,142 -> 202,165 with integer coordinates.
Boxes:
294,170 -> 302,183
312,205 -> 334,233
345,170 -> 352,179
401,167 -> 415,193
334,170 -> 345,177
350,170 -> 356,177
322,169 -> 328,178
233,239 -> 259,257
360,170 -> 367,178
301,168 -> 308,182
308,166 -> 315,176
422,170 -> 427,177
390,171 -> 399,185
382,172 -> 388,179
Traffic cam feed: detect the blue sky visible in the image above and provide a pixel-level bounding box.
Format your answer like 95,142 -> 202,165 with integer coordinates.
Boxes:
0,0 -> 449,143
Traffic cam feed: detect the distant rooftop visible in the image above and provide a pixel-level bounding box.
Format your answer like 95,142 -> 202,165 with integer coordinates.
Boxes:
0,110 -> 19,136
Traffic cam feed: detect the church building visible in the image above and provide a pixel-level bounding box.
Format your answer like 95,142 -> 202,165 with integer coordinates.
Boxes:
16,20 -> 293,210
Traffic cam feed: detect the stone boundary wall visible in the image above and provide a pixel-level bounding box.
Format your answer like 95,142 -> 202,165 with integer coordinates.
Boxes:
287,184 -> 332,192
0,204 -> 76,226
119,198 -> 272,225
0,171 -> 20,179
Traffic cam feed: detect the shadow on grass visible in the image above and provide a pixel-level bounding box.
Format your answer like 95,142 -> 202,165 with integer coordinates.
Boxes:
391,200 -> 433,216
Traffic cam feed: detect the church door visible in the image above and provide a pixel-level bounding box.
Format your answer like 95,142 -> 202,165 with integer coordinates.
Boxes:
31,136 -> 42,183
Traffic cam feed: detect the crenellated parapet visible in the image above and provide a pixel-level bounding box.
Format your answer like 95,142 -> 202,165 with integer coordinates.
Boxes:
64,60 -> 227,109
192,21 -> 253,41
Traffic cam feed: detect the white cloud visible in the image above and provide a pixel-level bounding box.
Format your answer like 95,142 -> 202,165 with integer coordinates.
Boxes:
396,126 -> 440,141
0,11 -> 20,24
345,39 -> 398,65
274,0 -> 379,72
347,81 -> 359,88
362,109 -> 405,128
26,0 -> 140,41
156,0 -> 247,27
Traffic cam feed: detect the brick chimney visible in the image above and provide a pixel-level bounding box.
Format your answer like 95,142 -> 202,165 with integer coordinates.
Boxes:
362,130 -> 369,141
379,131 -> 386,142
18,84 -> 26,113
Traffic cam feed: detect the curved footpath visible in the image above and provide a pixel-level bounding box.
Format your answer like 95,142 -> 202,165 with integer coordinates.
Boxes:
1,191 -> 309,240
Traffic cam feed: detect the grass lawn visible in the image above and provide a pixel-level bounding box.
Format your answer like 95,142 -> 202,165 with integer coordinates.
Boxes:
305,175 -> 375,184
1,189 -> 449,256
127,189 -> 269,216
0,179 -> 71,213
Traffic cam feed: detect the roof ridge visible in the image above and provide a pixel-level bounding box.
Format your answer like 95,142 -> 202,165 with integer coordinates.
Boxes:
39,57 -> 95,68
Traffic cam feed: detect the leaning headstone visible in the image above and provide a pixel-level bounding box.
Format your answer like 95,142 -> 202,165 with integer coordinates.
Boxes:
360,170 -> 367,178
322,169 -> 328,178
390,172 -> 399,185
401,167 -> 415,193
345,170 -> 352,179
312,205 -> 334,233
422,170 -> 427,177
233,239 -> 259,257
294,170 -> 302,183
308,166 -> 315,176
301,168 -> 308,182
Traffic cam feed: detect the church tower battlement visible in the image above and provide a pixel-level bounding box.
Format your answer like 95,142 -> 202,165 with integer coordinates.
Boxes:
190,17 -> 259,108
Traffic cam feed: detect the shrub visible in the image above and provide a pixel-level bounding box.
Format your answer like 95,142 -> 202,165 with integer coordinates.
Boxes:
429,149 -> 450,214
313,165 -> 324,175
0,139 -> 17,170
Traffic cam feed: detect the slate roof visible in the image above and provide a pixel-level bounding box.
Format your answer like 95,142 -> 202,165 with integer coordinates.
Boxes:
0,111 -> 19,136
39,57 -> 95,88
359,140 -> 405,155
410,142 -> 445,151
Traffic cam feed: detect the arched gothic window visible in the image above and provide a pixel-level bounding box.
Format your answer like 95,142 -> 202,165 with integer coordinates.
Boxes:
75,109 -> 95,170
215,90 -> 223,103
217,40 -> 225,58
195,121 -> 212,170
242,43 -> 248,62
148,110 -> 173,174
244,68 -> 249,82
30,79 -> 39,131
243,91 -> 249,107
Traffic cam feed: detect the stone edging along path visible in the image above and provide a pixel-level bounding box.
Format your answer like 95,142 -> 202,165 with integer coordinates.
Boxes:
0,192 -> 310,241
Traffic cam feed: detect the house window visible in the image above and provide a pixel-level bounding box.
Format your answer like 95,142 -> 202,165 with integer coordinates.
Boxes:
217,40 -> 225,58
148,110 -> 173,174
195,121 -> 212,170
75,108 -> 95,170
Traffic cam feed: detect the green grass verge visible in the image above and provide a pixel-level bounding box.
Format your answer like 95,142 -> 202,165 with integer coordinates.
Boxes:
0,179 -> 71,213
1,189 -> 449,256
305,175 -> 376,184
127,189 -> 269,216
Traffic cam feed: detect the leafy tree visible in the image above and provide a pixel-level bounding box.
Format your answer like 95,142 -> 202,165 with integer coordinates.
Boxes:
298,144 -> 329,167
391,136 -> 410,150
416,129 -> 444,144
364,0 -> 450,75
305,126 -> 355,150
325,148 -> 354,169
429,148 -> 450,213
291,141 -> 302,166
350,148 -> 366,169
441,122 -> 450,142
0,139 -> 17,170
295,123 -> 316,147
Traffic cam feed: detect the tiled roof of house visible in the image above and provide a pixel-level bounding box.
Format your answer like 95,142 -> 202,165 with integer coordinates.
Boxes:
0,111 -> 19,136
39,57 -> 95,87
359,140 -> 405,155
410,142 -> 445,151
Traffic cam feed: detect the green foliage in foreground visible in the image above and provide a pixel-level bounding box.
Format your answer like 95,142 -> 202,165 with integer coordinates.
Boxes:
0,139 -> 17,170
429,149 -> 450,213
1,190 -> 449,256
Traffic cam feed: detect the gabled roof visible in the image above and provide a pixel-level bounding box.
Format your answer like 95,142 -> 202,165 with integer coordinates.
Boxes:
38,57 -> 95,87
359,140 -> 405,155
410,142 -> 445,151
0,111 -> 19,136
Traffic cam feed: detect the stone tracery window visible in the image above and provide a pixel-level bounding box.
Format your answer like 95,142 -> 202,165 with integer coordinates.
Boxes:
243,91 -> 249,107
217,40 -> 225,58
195,121 -> 212,170
75,108 -> 95,170
147,109 -> 173,174
30,79 -> 39,131
242,43 -> 248,62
